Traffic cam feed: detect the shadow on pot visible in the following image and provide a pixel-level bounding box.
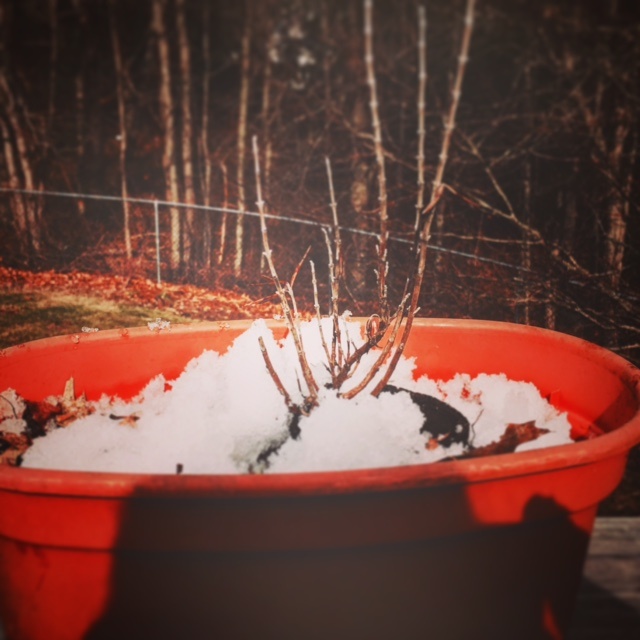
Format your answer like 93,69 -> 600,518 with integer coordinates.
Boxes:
83,491 -> 591,640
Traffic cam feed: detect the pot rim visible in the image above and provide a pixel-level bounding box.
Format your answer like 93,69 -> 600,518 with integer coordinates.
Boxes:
1,318 -> 639,499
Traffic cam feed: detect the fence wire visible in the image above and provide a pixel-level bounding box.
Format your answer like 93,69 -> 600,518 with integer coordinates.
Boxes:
1,186 -> 535,286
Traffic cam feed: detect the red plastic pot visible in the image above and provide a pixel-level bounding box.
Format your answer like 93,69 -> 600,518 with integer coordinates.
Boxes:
0,319 -> 639,639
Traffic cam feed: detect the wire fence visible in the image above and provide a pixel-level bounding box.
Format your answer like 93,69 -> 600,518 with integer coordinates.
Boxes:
2,185 -> 640,363
1,186 -> 535,287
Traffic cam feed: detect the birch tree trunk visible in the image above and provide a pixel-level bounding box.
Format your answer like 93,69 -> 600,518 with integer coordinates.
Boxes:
234,3 -> 251,277
176,0 -> 196,268
108,0 -> 133,261
152,0 -> 181,272
200,1 -> 213,271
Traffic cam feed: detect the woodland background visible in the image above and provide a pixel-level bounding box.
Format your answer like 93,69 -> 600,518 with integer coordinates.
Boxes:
0,0 -> 639,366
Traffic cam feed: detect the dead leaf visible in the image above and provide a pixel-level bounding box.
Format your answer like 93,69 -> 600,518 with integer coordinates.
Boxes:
450,421 -> 550,460
0,431 -> 30,466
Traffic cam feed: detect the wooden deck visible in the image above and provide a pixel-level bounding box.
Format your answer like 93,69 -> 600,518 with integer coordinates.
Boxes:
570,517 -> 640,639
0,517 -> 638,639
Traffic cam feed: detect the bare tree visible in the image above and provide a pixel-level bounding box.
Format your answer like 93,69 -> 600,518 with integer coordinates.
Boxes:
261,7 -> 274,199
217,161 -> 229,266
71,0 -> 87,216
47,0 -> 58,131
363,0 -> 390,319
234,2 -> 252,277
176,0 -> 196,267
0,51 -> 42,258
151,0 -> 181,272
108,0 -> 133,262
200,0 -> 213,270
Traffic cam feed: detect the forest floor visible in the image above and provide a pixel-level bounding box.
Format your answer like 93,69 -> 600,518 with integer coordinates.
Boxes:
0,265 -> 280,348
0,266 -> 637,515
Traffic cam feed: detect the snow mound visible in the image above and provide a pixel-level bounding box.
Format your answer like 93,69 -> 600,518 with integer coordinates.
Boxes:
18,319 -> 575,474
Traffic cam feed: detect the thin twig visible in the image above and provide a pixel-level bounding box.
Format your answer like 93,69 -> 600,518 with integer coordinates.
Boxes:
290,245 -> 311,290
0,393 -> 19,419
217,161 -> 229,265
324,156 -> 342,281
310,259 -> 334,378
333,316 -> 392,390
324,158 -> 345,371
372,189 -> 443,397
258,336 -> 294,408
341,293 -> 410,399
252,135 -> 319,403
321,226 -> 345,370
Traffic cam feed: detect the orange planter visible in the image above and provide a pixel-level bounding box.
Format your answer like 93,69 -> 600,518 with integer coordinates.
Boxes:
0,319 -> 639,639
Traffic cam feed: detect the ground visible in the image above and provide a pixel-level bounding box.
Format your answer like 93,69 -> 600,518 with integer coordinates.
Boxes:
0,266 -> 279,348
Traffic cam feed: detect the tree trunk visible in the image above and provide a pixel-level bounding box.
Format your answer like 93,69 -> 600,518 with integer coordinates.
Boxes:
48,0 -> 58,130
152,0 -> 181,272
261,11 -> 273,201
217,161 -> 229,266
0,114 -> 30,256
604,119 -> 634,291
176,0 -> 196,268
72,0 -> 86,217
520,63 -> 534,325
200,1 -> 213,271
108,0 -> 133,262
605,196 -> 627,290
0,71 -> 42,256
234,2 -> 251,277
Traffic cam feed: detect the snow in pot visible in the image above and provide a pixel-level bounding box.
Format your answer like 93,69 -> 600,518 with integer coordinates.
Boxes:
1,318 -> 574,474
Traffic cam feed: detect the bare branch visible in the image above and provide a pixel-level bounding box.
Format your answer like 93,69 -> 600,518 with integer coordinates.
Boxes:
289,245 -> 312,290
258,336 -> 294,409
321,227 -> 345,370
324,156 -> 342,283
431,0 -> 476,199
458,129 -> 517,218
341,294 -> 410,399
364,0 -> 389,319
310,260 -> 334,378
371,189 -> 444,397
217,161 -> 229,265
252,135 -> 319,404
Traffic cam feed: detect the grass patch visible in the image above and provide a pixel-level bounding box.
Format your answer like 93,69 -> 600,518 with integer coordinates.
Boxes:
0,290 -> 195,349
